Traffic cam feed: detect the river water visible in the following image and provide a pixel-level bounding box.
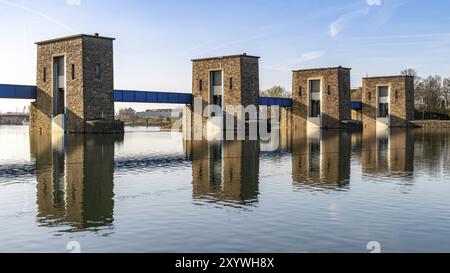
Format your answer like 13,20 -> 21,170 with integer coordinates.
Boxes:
0,125 -> 449,253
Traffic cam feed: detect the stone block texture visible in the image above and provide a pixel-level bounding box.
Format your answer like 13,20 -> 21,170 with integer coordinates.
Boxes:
191,54 -> 260,134
31,34 -> 123,134
362,76 -> 415,128
291,67 -> 351,130
192,54 -> 260,108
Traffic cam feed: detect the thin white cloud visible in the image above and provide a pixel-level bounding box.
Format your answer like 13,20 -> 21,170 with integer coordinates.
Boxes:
329,8 -> 370,37
0,0 -> 77,33
329,0 -> 383,37
295,51 -> 326,62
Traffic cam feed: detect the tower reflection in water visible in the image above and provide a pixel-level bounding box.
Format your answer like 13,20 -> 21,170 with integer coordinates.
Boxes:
361,128 -> 415,175
291,128 -> 352,190
30,132 -> 122,231
187,140 -> 260,207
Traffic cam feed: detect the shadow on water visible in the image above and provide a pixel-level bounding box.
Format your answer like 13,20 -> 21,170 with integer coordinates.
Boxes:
30,132 -> 123,232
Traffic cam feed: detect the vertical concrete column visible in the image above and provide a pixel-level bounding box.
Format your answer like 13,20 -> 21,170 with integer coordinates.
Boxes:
279,107 -> 292,150
182,105 -> 192,140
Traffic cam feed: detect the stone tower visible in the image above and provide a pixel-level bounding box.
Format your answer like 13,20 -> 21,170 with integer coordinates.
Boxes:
291,67 -> 351,130
191,54 -> 260,136
30,34 -> 124,134
362,76 -> 415,128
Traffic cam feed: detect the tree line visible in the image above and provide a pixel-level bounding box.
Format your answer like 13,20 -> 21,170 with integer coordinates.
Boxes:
401,69 -> 450,115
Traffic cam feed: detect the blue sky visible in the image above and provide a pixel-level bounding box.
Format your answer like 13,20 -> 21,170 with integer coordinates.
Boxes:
1,0 -> 450,112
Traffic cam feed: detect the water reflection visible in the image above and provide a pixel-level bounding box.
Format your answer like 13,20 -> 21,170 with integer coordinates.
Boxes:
30,132 -> 122,231
3,125 -> 450,252
414,128 -> 450,170
26,127 -> 423,231
292,129 -> 351,190
361,128 -> 415,175
187,140 -> 260,206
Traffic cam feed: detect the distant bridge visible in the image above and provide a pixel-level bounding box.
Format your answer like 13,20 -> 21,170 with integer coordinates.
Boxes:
1,84 -> 361,109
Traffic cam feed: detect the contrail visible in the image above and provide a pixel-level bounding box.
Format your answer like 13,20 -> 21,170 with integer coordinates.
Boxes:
0,0 -> 77,33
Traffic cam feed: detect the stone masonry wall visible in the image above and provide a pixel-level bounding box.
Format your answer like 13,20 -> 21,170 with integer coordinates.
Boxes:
362,76 -> 414,128
192,56 -> 241,109
339,68 -> 352,121
33,37 -> 84,133
192,55 -> 260,135
32,35 -> 122,134
240,56 -> 260,108
292,67 -> 351,130
82,37 -> 115,121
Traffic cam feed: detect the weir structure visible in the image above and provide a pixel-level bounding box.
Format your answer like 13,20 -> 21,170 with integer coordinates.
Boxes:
291,67 -> 352,130
362,76 -> 415,129
31,34 -> 124,134
0,33 -> 416,136
189,54 -> 260,138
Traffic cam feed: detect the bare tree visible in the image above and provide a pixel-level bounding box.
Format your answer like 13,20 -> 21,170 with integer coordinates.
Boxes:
401,69 -> 426,118
422,75 -> 443,113
443,78 -> 450,111
401,68 -> 422,88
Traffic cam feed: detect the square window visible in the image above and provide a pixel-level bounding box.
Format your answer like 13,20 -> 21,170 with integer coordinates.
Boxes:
310,80 -> 320,93
378,86 -> 389,97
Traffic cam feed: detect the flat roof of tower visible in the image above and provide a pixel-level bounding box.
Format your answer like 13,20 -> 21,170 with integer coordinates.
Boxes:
363,75 -> 415,79
191,53 -> 260,62
36,34 -> 115,45
293,66 -> 352,72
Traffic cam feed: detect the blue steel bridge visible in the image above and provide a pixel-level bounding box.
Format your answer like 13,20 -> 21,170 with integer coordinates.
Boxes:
0,83 -> 362,110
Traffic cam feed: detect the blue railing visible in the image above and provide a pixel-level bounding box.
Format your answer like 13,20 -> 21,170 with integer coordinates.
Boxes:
259,97 -> 292,107
0,84 -> 36,99
1,84 -> 364,109
114,90 -> 192,104
351,101 -> 362,110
